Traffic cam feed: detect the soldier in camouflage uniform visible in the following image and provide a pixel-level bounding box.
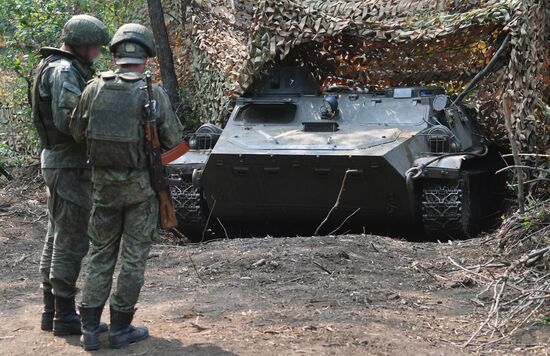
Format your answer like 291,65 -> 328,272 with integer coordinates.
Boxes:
32,14 -> 109,336
71,23 -> 183,350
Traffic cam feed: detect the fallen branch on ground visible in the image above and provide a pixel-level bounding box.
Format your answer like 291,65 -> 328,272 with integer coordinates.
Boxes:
458,206 -> 550,347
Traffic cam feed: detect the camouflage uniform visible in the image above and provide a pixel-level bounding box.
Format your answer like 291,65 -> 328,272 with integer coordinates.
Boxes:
34,47 -> 93,299
72,69 -> 183,311
71,24 -> 182,350
32,15 -> 109,336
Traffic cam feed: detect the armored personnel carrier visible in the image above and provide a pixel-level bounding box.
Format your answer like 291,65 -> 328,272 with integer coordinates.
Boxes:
168,66 -> 504,242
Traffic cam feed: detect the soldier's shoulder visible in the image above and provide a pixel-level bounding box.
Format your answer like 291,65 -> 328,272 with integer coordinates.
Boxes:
79,76 -> 101,98
85,76 -> 101,87
98,71 -> 117,81
47,58 -> 82,83
96,71 -> 144,84
119,72 -> 144,82
153,83 -> 169,97
46,57 -> 73,72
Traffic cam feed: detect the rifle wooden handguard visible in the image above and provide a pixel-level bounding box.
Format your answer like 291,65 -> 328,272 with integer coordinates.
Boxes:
158,190 -> 178,229
161,141 -> 190,165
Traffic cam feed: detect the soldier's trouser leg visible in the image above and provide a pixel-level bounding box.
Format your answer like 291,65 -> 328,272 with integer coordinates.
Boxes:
81,205 -> 124,308
39,168 -> 91,332
111,196 -> 158,312
39,214 -> 55,294
106,196 -> 156,348
50,196 -> 90,297
39,169 -> 92,335
39,205 -> 56,330
39,168 -> 91,298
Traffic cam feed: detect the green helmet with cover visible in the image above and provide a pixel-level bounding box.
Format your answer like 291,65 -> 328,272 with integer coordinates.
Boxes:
109,24 -> 156,64
61,15 -> 109,47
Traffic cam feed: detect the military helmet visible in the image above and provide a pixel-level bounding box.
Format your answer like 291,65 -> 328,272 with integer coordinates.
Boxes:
61,15 -> 109,47
109,24 -> 156,64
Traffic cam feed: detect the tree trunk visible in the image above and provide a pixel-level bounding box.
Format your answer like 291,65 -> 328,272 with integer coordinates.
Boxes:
503,93 -> 525,214
147,0 -> 181,113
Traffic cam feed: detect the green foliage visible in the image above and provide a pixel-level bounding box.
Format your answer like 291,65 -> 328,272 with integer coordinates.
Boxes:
523,216 -> 534,230
537,315 -> 550,325
1,0 -> 146,84
521,205 -> 549,232
0,0 -> 145,167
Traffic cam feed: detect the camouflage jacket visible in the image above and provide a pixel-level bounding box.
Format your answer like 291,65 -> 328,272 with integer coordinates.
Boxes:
71,68 -> 183,204
33,47 -> 95,169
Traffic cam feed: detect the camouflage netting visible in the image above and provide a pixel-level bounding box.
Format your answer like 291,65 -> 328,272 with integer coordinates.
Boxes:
168,0 -> 549,153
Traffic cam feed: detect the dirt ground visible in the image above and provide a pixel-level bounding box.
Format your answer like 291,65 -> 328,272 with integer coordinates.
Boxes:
0,171 -> 549,355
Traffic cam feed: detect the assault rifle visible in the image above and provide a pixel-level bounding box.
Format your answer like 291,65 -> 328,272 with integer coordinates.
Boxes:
144,71 -> 189,229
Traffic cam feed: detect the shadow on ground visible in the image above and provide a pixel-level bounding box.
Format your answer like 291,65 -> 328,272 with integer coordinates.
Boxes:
49,333 -> 237,355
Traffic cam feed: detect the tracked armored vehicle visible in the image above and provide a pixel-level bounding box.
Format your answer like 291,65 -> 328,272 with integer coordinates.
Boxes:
168,66 -> 504,242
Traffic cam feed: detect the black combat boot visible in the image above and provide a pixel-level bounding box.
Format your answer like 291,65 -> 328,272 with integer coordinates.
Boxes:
109,308 -> 149,349
53,296 -> 82,336
40,290 -> 55,331
79,305 -> 105,351
53,297 -> 109,337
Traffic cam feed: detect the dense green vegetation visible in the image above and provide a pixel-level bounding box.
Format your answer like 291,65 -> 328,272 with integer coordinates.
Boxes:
0,0 -> 145,170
